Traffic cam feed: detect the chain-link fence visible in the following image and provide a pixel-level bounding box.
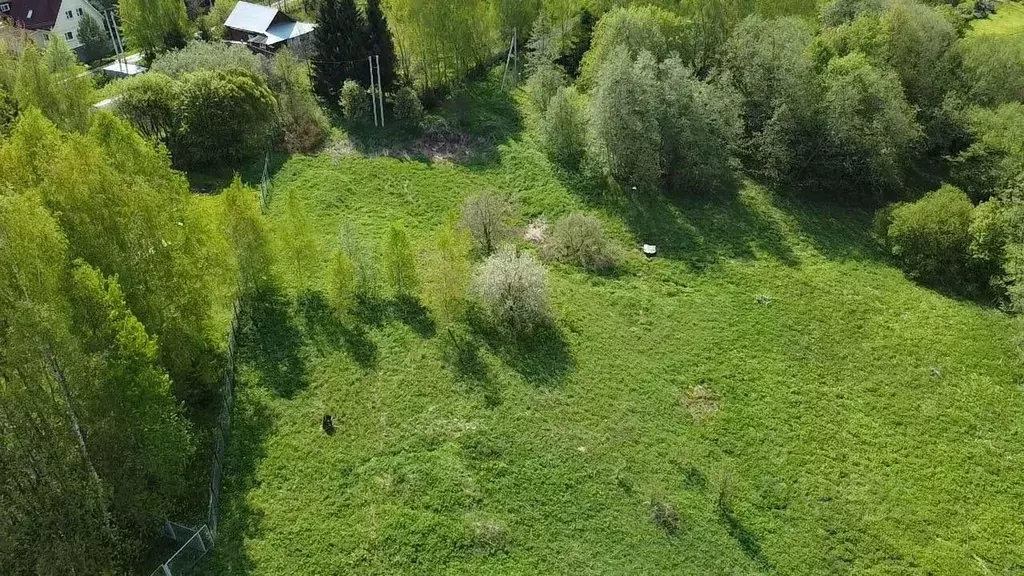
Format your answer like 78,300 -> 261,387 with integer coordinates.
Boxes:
149,300 -> 241,575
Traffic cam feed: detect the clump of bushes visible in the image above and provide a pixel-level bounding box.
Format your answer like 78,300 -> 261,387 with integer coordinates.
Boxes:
473,247 -> 549,335
389,85 -> 424,125
525,63 -> 567,111
885,185 -> 977,291
544,212 -> 617,271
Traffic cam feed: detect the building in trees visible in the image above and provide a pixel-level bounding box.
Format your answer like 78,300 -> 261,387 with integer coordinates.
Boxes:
5,0 -> 110,60
224,1 -> 316,52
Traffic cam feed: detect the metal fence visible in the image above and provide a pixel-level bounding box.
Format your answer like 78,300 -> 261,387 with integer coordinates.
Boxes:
149,300 -> 241,575
148,524 -> 215,576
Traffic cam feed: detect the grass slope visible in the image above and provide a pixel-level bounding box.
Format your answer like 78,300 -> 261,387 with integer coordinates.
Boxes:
970,1 -> 1024,36
210,80 -> 1024,575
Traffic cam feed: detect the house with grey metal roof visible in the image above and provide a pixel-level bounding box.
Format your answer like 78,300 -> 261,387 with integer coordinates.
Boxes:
223,0 -> 314,51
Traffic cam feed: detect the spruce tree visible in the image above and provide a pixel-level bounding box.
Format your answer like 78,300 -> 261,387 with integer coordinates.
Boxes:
365,0 -> 397,91
312,0 -> 369,103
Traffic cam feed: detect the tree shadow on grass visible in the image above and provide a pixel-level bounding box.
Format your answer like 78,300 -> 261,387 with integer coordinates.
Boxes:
297,290 -> 379,369
559,172 -> 799,271
238,283 -> 308,398
467,310 -> 574,388
441,328 -> 502,408
206,390 -> 275,576
718,493 -> 775,572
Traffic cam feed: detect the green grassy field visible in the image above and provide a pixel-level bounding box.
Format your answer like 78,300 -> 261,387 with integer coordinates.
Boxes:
970,1 -> 1024,36
208,77 -> 1024,575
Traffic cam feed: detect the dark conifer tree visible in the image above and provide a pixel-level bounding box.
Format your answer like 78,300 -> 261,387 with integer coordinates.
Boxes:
312,0 -> 369,103
365,0 -> 398,91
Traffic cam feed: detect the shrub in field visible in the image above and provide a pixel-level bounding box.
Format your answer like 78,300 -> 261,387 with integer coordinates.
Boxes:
460,193 -> 514,255
389,85 -> 424,125
424,219 -> 472,325
545,212 -> 617,271
525,62 -> 567,111
650,498 -> 680,535
886,185 -> 977,292
473,247 -> 549,334
340,80 -> 372,122
271,49 -> 330,153
540,86 -> 588,171
589,47 -> 662,193
383,222 -> 419,299
171,69 -> 276,170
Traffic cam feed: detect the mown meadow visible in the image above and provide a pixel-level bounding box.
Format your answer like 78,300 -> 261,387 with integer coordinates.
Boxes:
206,72 -> 1024,574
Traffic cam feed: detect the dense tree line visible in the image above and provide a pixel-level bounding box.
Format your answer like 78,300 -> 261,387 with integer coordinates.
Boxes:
527,0 -> 1024,303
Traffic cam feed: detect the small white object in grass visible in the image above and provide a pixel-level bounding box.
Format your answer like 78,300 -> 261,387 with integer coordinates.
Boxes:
642,244 -> 657,257
524,218 -> 548,244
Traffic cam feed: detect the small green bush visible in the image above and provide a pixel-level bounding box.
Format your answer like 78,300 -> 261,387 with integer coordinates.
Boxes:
383,222 -> 419,299
389,85 -> 424,125
886,185 -> 978,292
544,212 -> 617,271
340,80 -> 372,122
540,86 -> 588,171
650,497 -> 680,535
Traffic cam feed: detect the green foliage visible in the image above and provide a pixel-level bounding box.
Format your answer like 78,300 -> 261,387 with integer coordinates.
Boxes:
77,15 -> 110,63
172,69 -> 277,169
111,72 -> 178,139
657,58 -> 743,193
525,62 -> 567,111
0,86 -> 16,136
1,110 -> 227,406
880,0 -> 959,109
460,193 -> 514,255
540,85 -> 588,170
424,218 -> 472,326
150,41 -> 265,79
474,246 -> 550,334
544,211 -> 616,270
821,0 -> 887,27
222,175 -> 274,294
14,40 -> 94,133
821,52 -> 921,197
383,221 -> 420,298
886,185 -> 978,292
950,103 -> 1024,199
340,79 -> 373,121
66,261 -> 194,536
589,47 -> 662,192
579,5 -> 691,89
384,0 -> 502,90
120,0 -> 189,54
960,33 -> 1024,106
389,85 -> 424,124
312,0 -> 368,102
726,15 -> 820,183
198,0 -> 238,39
